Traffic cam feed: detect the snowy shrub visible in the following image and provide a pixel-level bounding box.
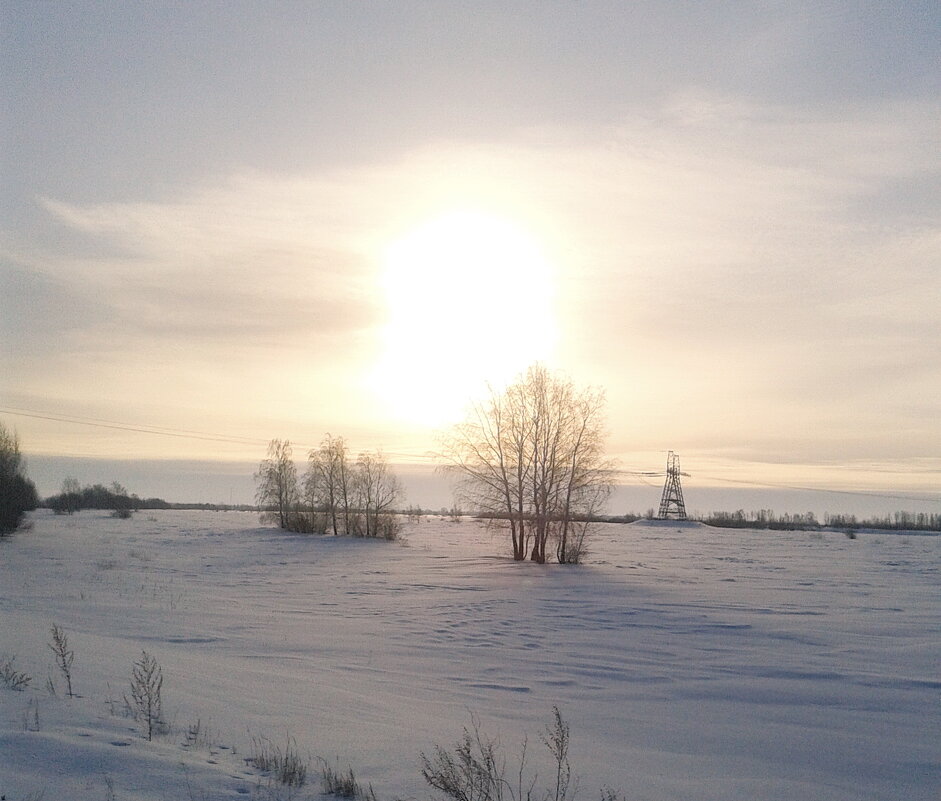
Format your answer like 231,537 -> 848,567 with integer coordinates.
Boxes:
249,734 -> 308,787
284,508 -> 327,535
556,521 -> 590,565
376,512 -> 401,541
321,760 -> 376,801
421,708 -> 580,801
48,624 -> 74,698
421,717 -> 508,801
0,655 -> 32,690
125,650 -> 164,740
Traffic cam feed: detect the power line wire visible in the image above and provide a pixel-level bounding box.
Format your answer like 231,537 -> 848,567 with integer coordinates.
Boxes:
0,405 -> 438,461
688,473 -> 937,505
0,407 -> 268,447
3,406 -> 934,503
612,467 -> 937,504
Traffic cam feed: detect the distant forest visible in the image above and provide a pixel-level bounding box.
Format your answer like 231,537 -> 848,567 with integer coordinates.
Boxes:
42,481 -> 254,515
410,507 -> 940,532
698,508 -> 940,532
37,481 -> 940,533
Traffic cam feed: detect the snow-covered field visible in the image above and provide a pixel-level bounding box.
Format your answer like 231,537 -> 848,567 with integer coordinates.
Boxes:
1,510 -> 938,801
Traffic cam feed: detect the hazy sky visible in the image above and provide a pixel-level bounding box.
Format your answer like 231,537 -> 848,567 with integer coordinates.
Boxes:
2,2 -> 939,504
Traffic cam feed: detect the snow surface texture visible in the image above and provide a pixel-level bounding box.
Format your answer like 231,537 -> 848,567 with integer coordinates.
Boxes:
1,511 -> 938,801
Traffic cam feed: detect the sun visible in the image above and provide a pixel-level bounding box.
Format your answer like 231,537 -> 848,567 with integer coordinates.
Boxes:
370,209 -> 558,426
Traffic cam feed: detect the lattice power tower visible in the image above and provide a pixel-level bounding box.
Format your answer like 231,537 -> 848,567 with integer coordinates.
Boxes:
657,451 -> 688,520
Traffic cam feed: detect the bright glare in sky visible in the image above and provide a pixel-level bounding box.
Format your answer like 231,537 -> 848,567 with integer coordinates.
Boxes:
372,210 -> 558,426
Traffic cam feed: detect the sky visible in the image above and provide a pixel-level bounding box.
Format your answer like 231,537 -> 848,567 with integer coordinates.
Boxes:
2,2 -> 939,511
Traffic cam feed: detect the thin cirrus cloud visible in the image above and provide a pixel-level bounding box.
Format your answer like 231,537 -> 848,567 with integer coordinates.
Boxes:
36,189 -> 380,347
4,88 -> 939,484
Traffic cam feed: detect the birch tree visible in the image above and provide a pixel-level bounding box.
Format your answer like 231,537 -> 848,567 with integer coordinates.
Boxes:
255,439 -> 298,529
304,434 -> 352,535
354,450 -> 403,539
440,365 -> 613,563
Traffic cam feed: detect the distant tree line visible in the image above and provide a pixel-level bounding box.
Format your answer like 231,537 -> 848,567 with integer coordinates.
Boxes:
255,435 -> 403,540
699,509 -> 821,530
695,508 -> 940,532
822,510 -> 940,532
44,480 -> 168,517
0,422 -> 39,535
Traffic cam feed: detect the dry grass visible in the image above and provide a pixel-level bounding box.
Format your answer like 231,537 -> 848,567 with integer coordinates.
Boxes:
249,734 -> 309,788
321,760 -> 377,801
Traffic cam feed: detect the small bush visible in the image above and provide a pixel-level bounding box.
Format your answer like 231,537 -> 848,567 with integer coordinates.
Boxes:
557,522 -> 590,565
422,709 -> 588,801
376,513 -> 400,541
250,734 -> 308,787
284,509 -> 326,534
125,650 -> 164,740
321,760 -> 376,801
0,655 -> 32,691
49,624 -> 74,698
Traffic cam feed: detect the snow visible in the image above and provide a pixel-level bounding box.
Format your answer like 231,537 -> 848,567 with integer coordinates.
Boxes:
1,510 -> 939,800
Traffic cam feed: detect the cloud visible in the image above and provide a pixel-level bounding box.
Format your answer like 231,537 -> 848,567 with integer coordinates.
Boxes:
34,176 -> 391,358
5,92 -> 938,475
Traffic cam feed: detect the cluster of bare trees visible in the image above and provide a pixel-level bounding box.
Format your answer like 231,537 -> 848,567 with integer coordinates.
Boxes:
46,479 -> 137,517
440,365 -> 613,563
0,422 -> 39,535
255,435 -> 402,540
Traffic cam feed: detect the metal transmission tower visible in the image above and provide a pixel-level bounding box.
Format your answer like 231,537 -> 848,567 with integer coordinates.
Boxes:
657,451 -> 688,520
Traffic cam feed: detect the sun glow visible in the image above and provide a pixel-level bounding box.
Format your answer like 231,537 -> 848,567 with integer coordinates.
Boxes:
371,210 -> 557,426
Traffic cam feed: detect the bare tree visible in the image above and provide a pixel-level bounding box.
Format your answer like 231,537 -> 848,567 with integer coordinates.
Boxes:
110,481 -> 133,518
440,365 -> 613,563
354,450 -> 403,539
304,444 -> 330,534
255,439 -> 298,529
440,388 -> 531,560
552,388 -> 611,564
304,434 -> 352,535
61,477 -> 81,515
